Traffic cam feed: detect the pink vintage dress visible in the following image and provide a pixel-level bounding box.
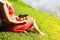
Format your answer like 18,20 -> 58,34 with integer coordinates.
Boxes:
0,3 -> 34,32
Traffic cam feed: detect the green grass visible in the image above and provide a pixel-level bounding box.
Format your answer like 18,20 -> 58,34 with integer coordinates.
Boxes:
0,0 -> 60,40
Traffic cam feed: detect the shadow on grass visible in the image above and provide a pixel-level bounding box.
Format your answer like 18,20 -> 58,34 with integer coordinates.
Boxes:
0,26 -> 36,33
0,26 -> 9,32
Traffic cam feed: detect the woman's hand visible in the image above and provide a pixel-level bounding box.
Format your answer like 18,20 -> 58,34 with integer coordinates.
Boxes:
19,20 -> 27,24
9,20 -> 27,24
